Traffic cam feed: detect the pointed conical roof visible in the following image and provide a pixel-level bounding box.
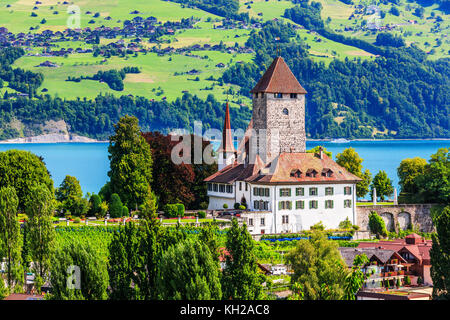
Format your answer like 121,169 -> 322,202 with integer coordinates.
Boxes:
251,56 -> 307,94
218,102 -> 236,153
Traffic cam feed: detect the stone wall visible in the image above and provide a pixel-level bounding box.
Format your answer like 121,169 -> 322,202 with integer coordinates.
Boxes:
356,204 -> 435,233
252,93 -> 306,162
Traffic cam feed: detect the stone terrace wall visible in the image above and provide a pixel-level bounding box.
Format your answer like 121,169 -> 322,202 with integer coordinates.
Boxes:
356,204 -> 435,233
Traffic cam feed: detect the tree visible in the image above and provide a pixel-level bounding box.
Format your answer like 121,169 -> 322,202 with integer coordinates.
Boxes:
430,205 -> 450,300
108,221 -> 141,300
344,254 -> 369,300
415,148 -> 449,204
25,184 -> 56,291
286,231 -> 348,300
0,186 -> 23,290
88,194 -> 102,217
336,148 -> 372,198
109,193 -> 124,218
142,132 -> 195,207
49,239 -> 108,300
368,211 -> 387,239
156,239 -> 222,300
199,222 -> 221,264
222,218 -> 264,300
371,170 -> 394,201
397,157 -> 427,194
307,146 -> 332,157
0,150 -> 54,210
56,175 -> 88,216
108,116 -> 153,210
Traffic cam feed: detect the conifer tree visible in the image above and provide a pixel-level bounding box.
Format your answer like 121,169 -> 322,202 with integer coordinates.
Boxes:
222,218 -> 263,299
431,205 -> 450,300
0,186 -> 23,289
107,115 -> 153,210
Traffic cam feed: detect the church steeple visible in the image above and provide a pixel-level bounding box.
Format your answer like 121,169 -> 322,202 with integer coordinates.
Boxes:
218,101 -> 236,170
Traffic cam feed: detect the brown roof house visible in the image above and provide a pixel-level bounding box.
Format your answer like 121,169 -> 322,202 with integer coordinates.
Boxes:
204,56 -> 361,235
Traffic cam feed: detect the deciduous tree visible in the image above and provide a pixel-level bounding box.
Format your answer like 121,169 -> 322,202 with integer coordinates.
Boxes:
371,170 -> 394,201
286,231 -> 348,300
336,148 -> 372,198
0,150 -> 53,210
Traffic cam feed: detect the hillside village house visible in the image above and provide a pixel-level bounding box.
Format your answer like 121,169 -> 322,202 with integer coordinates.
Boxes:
204,56 -> 361,234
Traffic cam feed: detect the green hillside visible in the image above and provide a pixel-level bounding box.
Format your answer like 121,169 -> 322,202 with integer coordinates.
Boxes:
0,0 -> 448,140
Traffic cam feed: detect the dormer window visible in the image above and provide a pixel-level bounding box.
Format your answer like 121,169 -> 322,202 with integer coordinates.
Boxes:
322,168 -> 333,177
274,93 -> 282,98
306,169 -> 318,178
290,169 -> 302,178
290,93 -> 297,99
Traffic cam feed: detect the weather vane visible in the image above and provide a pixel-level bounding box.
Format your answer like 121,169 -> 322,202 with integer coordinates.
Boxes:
275,37 -> 280,57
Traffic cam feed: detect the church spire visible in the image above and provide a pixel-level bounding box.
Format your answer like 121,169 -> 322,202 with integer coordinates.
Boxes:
218,101 -> 236,154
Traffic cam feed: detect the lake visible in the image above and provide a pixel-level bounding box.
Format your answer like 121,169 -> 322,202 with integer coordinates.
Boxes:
0,140 -> 448,198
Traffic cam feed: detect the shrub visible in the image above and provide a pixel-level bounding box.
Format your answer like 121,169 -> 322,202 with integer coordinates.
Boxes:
109,193 -> 123,218
74,217 -> 81,224
223,203 -> 228,209
122,206 -> 128,217
197,211 -> 206,219
310,221 -> 325,231
199,201 -> 208,209
164,204 -> 178,218
404,275 -> 411,285
368,211 -> 387,239
176,203 -> 185,217
238,205 -> 246,210
234,202 -> 240,209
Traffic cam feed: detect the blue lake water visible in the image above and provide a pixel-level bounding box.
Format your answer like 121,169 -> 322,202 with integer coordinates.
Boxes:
0,140 -> 448,198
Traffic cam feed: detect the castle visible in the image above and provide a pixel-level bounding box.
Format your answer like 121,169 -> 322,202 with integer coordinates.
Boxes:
205,56 -> 361,234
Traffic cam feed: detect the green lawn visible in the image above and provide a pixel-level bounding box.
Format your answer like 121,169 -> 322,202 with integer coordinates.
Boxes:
356,202 -> 394,206
13,50 -> 253,106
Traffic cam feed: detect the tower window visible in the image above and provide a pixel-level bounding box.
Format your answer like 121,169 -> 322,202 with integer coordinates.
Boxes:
274,93 -> 282,98
282,108 -> 289,115
290,93 -> 297,99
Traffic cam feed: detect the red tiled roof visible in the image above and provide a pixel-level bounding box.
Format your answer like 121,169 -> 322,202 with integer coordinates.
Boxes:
251,56 -> 307,94
204,154 -> 265,184
245,152 -> 362,184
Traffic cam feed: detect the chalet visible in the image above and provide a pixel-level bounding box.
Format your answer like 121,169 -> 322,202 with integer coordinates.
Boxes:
358,233 -> 433,286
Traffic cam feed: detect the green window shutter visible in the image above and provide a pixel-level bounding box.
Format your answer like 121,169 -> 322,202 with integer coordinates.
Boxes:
280,189 -> 283,197
288,189 -> 291,197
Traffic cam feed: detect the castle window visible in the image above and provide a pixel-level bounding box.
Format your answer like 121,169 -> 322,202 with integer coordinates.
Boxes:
254,93 -> 258,98
296,200 -> 304,209
219,184 -> 225,193
344,200 -> 352,208
274,93 -> 283,98
344,186 -> 352,195
325,200 -> 334,209
213,184 -> 218,192
309,200 -> 318,209
239,182 -> 242,191
325,187 -> 334,195
309,187 -> 318,196
261,218 -> 265,226
282,108 -> 289,115
226,185 -> 233,193
290,93 -> 297,99
278,201 -> 292,210
280,188 -> 291,197
296,187 -> 304,196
